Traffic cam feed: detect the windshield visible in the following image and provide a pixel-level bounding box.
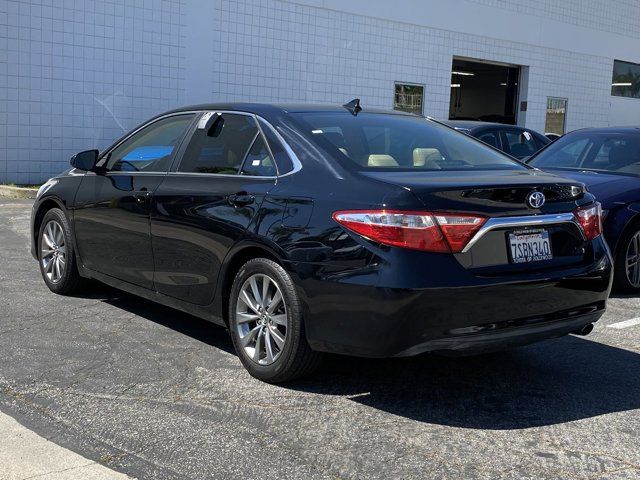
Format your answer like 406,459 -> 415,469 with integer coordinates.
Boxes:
291,112 -> 527,171
529,130 -> 640,175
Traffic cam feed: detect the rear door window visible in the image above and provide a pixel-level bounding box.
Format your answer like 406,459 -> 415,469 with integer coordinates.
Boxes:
476,130 -> 501,150
177,113 -> 259,174
503,129 -> 539,159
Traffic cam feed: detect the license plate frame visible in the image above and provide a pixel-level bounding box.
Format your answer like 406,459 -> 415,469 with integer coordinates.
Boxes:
508,229 -> 553,264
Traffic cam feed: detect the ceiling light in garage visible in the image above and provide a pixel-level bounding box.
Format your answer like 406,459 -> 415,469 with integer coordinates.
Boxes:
612,82 -> 632,86
451,83 -> 461,88
452,71 -> 475,76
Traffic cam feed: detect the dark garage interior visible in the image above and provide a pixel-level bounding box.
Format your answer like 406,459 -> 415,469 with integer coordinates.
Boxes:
449,58 -> 520,124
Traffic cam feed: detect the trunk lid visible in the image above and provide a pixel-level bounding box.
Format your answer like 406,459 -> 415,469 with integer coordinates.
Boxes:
360,169 -> 594,272
360,169 -> 587,215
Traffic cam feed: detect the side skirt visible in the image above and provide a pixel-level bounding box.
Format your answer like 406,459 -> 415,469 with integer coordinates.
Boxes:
78,265 -> 226,327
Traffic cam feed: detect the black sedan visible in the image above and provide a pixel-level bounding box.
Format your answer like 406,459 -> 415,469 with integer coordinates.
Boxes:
31,102 -> 612,382
443,120 -> 550,159
528,127 -> 640,292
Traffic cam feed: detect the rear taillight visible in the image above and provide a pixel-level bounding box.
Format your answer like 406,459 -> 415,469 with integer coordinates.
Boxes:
573,203 -> 602,241
332,210 -> 487,253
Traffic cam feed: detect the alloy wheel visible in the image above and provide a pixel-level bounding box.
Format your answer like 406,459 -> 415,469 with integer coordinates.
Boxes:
41,220 -> 66,284
235,273 -> 288,365
626,231 -> 640,288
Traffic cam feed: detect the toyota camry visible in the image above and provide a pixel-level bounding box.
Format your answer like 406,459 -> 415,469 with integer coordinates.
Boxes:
31,101 -> 612,382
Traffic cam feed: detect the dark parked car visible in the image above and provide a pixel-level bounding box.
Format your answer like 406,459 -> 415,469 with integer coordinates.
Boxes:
32,102 -> 612,383
528,127 -> 640,292
443,120 -> 550,159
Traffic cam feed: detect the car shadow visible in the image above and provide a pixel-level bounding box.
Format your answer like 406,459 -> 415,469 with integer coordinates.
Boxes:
85,287 -> 640,430
291,336 -> 640,430
80,285 -> 235,355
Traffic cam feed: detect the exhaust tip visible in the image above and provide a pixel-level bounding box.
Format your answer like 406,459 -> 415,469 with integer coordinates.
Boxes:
573,323 -> 594,336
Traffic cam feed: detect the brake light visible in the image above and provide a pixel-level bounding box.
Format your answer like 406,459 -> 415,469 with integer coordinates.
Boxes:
332,210 -> 487,253
573,203 -> 602,240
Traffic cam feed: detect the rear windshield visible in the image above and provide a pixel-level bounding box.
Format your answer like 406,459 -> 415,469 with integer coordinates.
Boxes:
291,112 -> 526,171
529,130 -> 640,175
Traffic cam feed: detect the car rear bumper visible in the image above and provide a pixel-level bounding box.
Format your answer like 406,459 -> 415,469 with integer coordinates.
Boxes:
292,246 -> 612,358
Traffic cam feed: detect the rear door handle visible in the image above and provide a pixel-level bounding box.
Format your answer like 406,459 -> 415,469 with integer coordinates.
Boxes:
133,189 -> 151,204
228,193 -> 255,207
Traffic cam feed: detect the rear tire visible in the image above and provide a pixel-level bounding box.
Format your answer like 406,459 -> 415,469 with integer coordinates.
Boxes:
228,258 -> 321,383
37,208 -> 82,295
614,224 -> 640,293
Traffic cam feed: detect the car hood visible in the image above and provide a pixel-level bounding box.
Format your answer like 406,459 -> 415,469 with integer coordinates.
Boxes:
537,168 -> 640,208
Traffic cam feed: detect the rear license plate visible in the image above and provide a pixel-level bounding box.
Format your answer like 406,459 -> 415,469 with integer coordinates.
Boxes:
508,229 -> 553,264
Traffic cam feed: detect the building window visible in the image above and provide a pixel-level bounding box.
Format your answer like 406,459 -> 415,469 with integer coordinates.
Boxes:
612,60 -> 640,99
394,83 -> 424,115
545,97 -> 568,135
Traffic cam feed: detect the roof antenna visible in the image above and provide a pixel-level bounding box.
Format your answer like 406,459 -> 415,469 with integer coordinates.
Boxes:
343,98 -> 362,116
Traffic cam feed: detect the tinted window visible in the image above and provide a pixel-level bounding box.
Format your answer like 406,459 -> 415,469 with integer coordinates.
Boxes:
291,112 -> 525,171
504,130 -> 539,159
530,131 -> 640,174
476,130 -> 501,149
258,118 -> 294,174
612,60 -> 640,99
105,114 -> 194,172
178,113 -> 258,174
240,135 -> 276,176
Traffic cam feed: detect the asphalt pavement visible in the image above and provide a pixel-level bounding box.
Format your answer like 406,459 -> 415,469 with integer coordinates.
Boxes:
1,199 -> 639,479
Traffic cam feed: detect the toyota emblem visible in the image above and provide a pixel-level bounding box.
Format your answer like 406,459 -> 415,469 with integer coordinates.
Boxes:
527,191 -> 546,209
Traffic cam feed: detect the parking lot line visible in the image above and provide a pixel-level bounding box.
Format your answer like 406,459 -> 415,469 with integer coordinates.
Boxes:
608,318 -> 640,329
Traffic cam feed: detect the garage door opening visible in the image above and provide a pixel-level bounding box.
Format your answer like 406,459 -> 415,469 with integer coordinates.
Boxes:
449,58 -> 520,125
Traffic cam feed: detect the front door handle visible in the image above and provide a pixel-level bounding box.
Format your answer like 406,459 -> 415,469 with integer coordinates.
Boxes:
228,192 -> 255,207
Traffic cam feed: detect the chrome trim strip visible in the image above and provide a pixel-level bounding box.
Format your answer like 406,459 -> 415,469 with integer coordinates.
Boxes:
461,212 -> 582,253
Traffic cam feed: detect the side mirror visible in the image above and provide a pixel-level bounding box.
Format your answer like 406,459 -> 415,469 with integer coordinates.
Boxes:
70,149 -> 99,171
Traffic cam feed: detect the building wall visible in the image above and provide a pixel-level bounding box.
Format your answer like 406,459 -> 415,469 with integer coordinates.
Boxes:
1,0 -> 186,184
1,0 -> 639,183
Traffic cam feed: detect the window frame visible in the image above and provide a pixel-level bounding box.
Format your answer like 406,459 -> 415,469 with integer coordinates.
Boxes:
611,59 -> 640,100
544,97 -> 568,135
393,82 -> 425,115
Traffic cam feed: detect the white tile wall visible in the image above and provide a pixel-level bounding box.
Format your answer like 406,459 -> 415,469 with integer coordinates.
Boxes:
0,0 -> 637,183
464,0 -> 640,39
1,0 -> 186,183
210,0 -> 613,133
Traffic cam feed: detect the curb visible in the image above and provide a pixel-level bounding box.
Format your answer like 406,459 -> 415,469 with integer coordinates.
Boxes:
0,185 -> 39,200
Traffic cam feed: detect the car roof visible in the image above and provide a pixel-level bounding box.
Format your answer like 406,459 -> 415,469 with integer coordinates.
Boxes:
568,126 -> 640,134
442,120 -> 523,130
162,102 -> 417,117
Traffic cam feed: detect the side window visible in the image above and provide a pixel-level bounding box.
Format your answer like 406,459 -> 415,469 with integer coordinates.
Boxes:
503,130 -> 539,159
105,114 -> 195,172
476,130 -> 501,150
178,113 -> 258,174
535,138 -> 590,168
240,135 -> 276,176
258,118 -> 294,174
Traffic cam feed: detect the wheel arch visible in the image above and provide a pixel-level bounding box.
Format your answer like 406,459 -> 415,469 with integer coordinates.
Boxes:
217,241 -> 288,326
608,206 -> 640,256
32,197 -> 68,255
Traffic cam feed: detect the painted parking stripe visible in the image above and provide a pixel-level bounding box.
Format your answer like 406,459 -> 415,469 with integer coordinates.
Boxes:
608,317 -> 640,329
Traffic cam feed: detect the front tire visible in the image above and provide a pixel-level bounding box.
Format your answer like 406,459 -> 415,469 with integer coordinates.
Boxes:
228,258 -> 321,383
38,208 -> 82,295
614,224 -> 640,293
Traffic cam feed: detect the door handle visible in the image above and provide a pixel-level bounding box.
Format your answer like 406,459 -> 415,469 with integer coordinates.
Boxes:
133,189 -> 151,204
228,192 -> 255,207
